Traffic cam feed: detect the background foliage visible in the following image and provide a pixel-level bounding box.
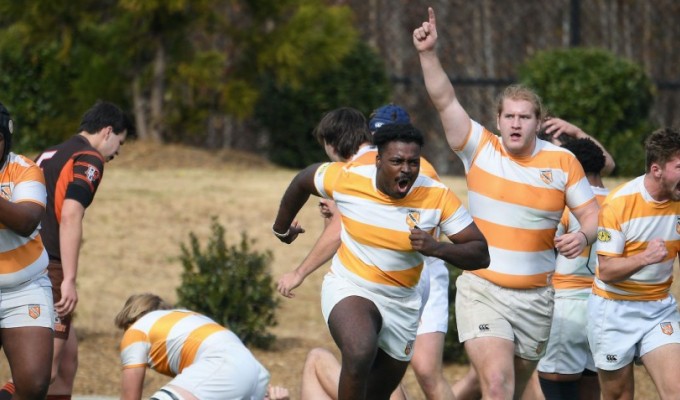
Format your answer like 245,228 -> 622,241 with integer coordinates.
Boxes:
520,48 -> 655,176
177,219 -> 279,349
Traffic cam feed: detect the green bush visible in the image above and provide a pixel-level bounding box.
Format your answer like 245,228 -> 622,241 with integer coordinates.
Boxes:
519,48 -> 655,176
177,218 -> 279,349
443,266 -> 467,363
256,40 -> 391,168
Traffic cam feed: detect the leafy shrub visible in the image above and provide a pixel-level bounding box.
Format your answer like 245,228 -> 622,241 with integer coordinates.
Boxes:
177,218 -> 279,349
443,266 -> 467,363
519,48 -> 655,176
256,40 -> 391,168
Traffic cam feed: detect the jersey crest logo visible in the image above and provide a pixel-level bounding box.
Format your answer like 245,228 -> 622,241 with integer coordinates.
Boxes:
597,229 -> 612,242
28,304 -> 40,319
540,170 -> 553,185
406,210 -> 421,229
661,322 -> 674,335
85,165 -> 100,182
404,340 -> 414,355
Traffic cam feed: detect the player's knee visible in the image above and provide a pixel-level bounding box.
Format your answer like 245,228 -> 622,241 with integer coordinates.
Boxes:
150,387 -> 185,400
15,378 -> 50,400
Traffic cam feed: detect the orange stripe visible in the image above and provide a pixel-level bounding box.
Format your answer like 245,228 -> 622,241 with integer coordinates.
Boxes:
474,218 -> 555,252
553,274 -> 593,290
341,216 -> 431,251
337,246 -> 422,287
0,238 -> 45,274
54,160 -> 75,224
177,323 -> 226,373
592,278 -> 672,301
471,269 -> 552,288
120,329 -> 148,352
467,167 -> 566,212
148,312 -> 190,375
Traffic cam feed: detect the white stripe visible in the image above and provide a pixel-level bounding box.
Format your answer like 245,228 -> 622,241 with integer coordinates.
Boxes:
487,246 -> 556,275
469,191 -> 562,230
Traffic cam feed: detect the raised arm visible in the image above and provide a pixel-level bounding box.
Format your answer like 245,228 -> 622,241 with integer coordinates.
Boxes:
272,163 -> 322,244
542,117 -> 616,176
413,7 -> 471,150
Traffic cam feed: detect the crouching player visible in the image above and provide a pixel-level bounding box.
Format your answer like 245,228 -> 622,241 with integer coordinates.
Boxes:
115,293 -> 270,400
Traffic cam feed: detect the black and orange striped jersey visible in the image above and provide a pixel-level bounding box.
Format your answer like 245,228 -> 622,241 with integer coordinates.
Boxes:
35,135 -> 105,261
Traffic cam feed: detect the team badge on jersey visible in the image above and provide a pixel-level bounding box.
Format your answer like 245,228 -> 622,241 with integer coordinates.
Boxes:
28,304 -> 41,319
404,340 -> 414,356
540,170 -> 553,185
660,322 -> 674,335
85,165 -> 101,183
406,210 -> 421,229
597,229 -> 612,242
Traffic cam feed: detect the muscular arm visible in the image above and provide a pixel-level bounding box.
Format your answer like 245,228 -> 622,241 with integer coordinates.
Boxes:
409,223 -> 489,271
272,163 -> 322,244
597,238 -> 668,283
120,366 -> 146,400
0,198 -> 44,237
414,7 -> 471,150
57,199 -> 85,316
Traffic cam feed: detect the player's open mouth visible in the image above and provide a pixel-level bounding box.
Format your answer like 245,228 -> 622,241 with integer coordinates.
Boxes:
397,177 -> 411,193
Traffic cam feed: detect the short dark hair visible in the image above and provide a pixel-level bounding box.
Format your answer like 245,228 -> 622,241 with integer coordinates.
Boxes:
561,138 -> 605,174
313,107 -> 371,160
645,127 -> 680,172
372,123 -> 424,154
78,100 -> 128,135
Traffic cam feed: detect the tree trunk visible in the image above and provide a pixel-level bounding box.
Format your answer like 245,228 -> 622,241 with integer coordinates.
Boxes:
132,74 -> 149,140
149,42 -> 165,142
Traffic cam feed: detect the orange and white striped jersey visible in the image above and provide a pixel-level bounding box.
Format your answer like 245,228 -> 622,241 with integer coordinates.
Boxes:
313,160 -> 473,298
120,310 -> 230,377
455,121 -> 595,289
552,186 -> 609,294
0,152 -> 49,288
594,176 -> 680,301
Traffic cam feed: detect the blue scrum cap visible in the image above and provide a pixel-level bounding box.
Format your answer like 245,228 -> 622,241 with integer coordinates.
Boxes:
368,104 -> 410,133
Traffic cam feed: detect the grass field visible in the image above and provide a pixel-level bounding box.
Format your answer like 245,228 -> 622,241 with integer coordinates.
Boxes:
0,141 -> 665,398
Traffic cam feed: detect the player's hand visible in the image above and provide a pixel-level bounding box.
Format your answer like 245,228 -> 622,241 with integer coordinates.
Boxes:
413,7 -> 438,53
555,231 -> 587,259
274,220 -> 306,244
409,227 -> 438,255
55,279 -> 78,317
542,117 -> 584,144
277,270 -> 305,298
640,238 -> 668,266
265,385 -> 290,400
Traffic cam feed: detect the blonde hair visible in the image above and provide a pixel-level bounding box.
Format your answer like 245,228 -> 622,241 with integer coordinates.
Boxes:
495,84 -> 544,120
114,293 -> 173,330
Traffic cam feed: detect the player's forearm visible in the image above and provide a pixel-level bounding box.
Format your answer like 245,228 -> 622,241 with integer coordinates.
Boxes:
429,240 -> 489,271
0,199 -> 43,236
597,254 -> 647,283
273,165 -> 320,233
296,222 -> 342,277
59,216 -> 83,282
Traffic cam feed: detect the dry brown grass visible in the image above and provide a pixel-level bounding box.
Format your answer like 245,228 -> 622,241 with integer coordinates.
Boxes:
0,141 -> 666,399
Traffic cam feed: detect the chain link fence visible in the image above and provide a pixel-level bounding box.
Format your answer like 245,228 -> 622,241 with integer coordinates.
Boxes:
339,0 -> 679,174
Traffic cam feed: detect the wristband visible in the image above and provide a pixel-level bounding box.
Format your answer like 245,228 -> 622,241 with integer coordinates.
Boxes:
272,226 -> 290,239
578,230 -> 589,246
